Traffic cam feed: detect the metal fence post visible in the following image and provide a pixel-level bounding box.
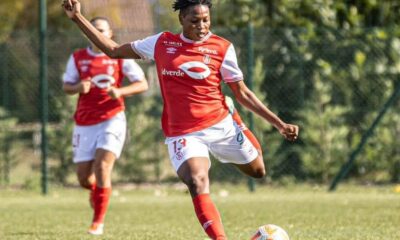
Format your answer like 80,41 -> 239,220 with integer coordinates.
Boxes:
1,45 -> 10,110
39,0 -> 48,195
247,22 -> 255,192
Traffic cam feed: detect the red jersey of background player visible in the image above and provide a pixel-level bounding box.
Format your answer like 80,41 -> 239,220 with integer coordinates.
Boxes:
132,32 -> 244,136
63,47 -> 144,125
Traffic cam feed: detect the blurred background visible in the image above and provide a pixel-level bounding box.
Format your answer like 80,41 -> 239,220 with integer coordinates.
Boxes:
0,0 -> 399,192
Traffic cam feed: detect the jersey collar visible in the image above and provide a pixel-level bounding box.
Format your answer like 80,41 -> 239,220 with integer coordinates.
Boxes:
180,31 -> 212,44
86,47 -> 106,57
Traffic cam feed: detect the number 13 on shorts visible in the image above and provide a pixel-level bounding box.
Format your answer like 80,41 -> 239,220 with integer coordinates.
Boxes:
173,138 -> 187,153
166,135 -> 209,171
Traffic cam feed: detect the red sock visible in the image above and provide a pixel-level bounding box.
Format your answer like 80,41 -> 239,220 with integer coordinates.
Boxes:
81,183 -> 96,209
92,187 -> 112,224
193,194 -> 227,240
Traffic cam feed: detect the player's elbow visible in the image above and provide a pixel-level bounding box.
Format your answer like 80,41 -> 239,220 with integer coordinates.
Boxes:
234,90 -> 251,105
101,45 -> 120,58
139,79 -> 149,93
106,49 -> 120,59
62,84 -> 77,95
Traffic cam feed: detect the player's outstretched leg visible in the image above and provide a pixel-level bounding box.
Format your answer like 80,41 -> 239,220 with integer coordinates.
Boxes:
178,157 -> 227,240
88,149 -> 116,235
231,111 -> 266,178
234,137 -> 266,179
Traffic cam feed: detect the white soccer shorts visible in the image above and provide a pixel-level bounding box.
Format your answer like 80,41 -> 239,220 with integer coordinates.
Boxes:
165,114 -> 259,171
72,112 -> 127,163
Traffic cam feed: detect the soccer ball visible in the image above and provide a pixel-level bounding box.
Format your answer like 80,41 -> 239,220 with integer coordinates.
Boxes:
250,224 -> 290,240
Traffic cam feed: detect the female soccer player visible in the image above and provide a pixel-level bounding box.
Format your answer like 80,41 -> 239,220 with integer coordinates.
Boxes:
62,16 -> 148,235
62,1 -> 299,239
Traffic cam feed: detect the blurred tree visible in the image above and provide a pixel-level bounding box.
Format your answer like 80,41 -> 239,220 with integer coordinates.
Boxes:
0,0 -> 25,42
47,95 -> 76,185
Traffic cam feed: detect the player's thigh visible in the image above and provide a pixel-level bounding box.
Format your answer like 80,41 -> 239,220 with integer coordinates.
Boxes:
210,128 -> 259,166
165,135 -> 210,172
72,125 -> 97,163
96,112 -> 127,159
211,128 -> 265,177
233,153 -> 265,178
242,129 -> 262,153
93,148 -> 117,174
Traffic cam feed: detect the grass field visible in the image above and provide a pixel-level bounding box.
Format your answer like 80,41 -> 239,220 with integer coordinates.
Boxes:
0,184 -> 399,240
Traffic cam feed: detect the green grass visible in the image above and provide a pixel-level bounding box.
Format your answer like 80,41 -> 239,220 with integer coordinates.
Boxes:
0,184 -> 399,240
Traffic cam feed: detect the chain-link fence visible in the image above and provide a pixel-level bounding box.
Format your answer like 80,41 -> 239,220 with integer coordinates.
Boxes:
0,26 -> 399,188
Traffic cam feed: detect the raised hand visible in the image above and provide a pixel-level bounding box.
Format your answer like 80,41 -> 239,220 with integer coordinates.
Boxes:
279,123 -> 299,141
61,0 -> 81,19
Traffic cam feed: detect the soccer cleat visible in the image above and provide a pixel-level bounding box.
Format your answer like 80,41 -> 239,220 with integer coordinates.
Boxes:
87,223 -> 104,235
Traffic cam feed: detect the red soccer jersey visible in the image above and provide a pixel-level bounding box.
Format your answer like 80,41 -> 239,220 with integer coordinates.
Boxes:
132,32 -> 244,136
63,48 -> 144,125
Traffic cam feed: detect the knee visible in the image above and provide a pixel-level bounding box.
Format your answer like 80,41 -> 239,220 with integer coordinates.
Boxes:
252,167 -> 266,179
250,155 -> 266,178
77,176 -> 92,189
94,159 -> 114,174
184,173 -> 209,194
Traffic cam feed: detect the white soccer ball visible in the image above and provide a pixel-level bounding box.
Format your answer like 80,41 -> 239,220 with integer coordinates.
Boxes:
250,224 -> 290,240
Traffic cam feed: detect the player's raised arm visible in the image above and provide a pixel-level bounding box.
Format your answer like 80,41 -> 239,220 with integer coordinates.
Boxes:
62,0 -> 139,59
227,80 -> 299,141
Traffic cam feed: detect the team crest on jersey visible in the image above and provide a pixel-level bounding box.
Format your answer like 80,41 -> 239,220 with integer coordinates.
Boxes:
178,61 -> 211,80
107,65 -> 115,75
203,54 -> 211,64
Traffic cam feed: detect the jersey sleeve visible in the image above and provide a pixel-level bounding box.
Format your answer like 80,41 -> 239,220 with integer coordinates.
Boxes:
131,32 -> 163,61
122,59 -> 145,82
220,44 -> 244,83
62,54 -> 80,84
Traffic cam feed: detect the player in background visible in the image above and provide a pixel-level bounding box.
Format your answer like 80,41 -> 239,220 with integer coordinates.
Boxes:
62,0 -> 299,239
62,16 -> 148,235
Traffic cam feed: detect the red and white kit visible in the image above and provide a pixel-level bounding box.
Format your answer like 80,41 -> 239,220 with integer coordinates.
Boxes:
63,47 -> 145,162
131,32 -> 258,170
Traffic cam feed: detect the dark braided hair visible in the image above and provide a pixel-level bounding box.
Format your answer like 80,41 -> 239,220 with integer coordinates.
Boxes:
172,0 -> 212,12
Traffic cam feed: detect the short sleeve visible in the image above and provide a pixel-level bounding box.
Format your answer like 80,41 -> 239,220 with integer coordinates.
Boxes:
122,59 -> 145,82
131,32 -> 163,61
220,44 -> 244,83
62,55 -> 80,84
